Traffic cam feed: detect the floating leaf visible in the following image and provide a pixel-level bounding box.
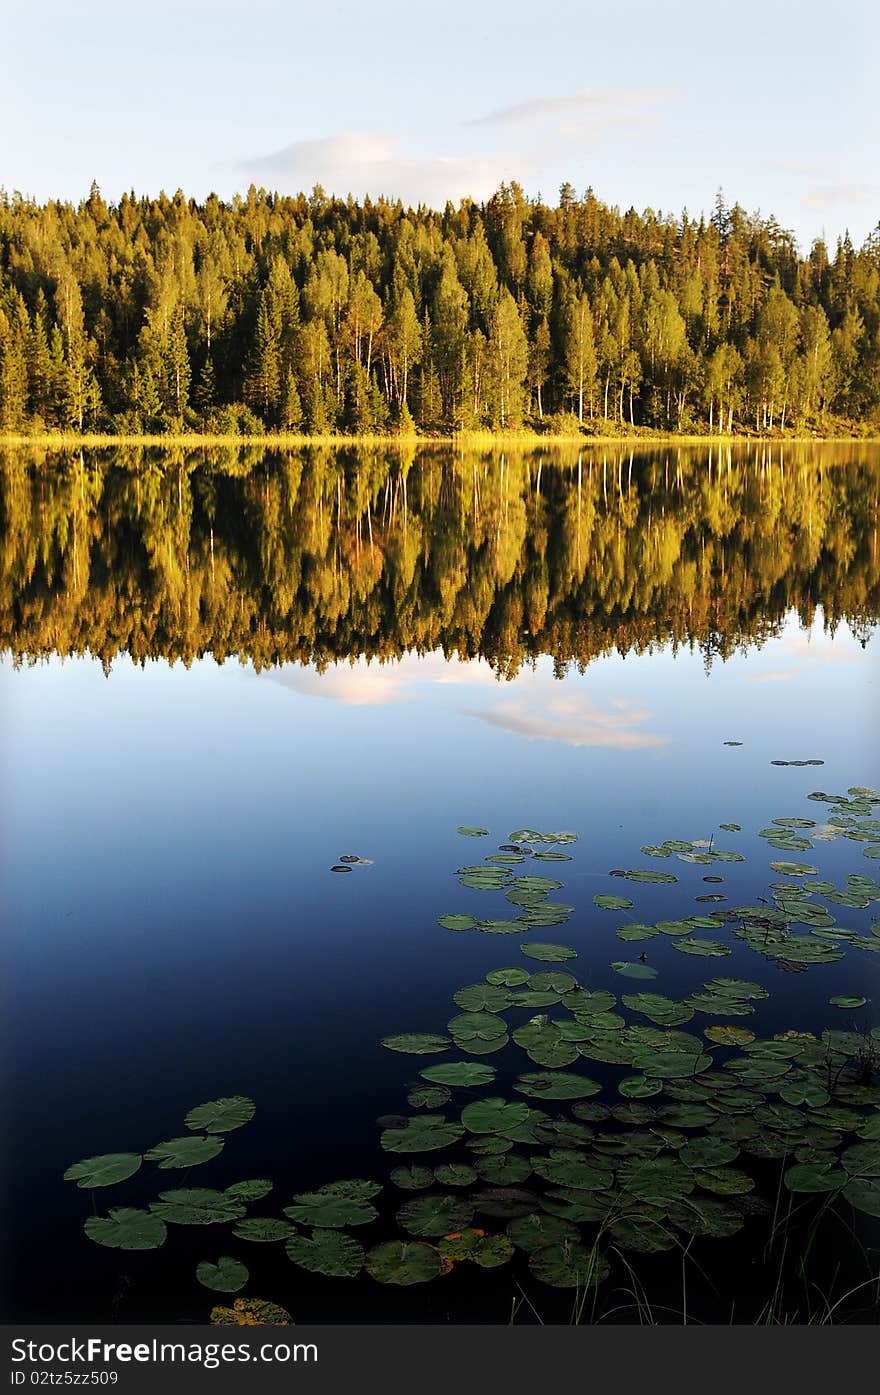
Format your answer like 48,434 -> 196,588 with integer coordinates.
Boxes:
619,1075 -> 662,1098
438,1229 -> 513,1267
829,995 -> 866,1009
611,961 -> 658,979
594,894 -> 634,910
529,1241 -> 608,1288
144,1136 -> 224,1170
64,1153 -> 142,1189
210,1298 -> 291,1326
284,1181 -> 380,1228
232,1218 -> 293,1243
397,1193 -> 473,1237
150,1188 -> 246,1226
672,938 -> 731,958
366,1240 -> 443,1285
433,1163 -> 477,1188
486,967 -> 530,986
225,1180 -> 272,1202
380,1115 -> 465,1154
407,1085 -> 451,1109
704,1026 -> 755,1046
84,1208 -> 166,1251
419,1062 -> 496,1088
438,914 -> 477,932
461,1097 -> 531,1135
185,1097 -> 255,1134
196,1257 -> 249,1293
286,1229 -> 364,1278
784,1161 -> 847,1193
520,942 -> 577,962
458,826 -> 489,836
390,1166 -> 433,1190
382,1033 -> 450,1055
514,1071 -> 601,1100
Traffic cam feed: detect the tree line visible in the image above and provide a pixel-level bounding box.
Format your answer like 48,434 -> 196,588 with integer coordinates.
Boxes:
0,181 -> 878,437
2,444 -> 876,671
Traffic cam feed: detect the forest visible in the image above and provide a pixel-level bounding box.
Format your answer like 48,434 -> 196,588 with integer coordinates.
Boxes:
2,444 -> 877,671
0,182 -> 878,438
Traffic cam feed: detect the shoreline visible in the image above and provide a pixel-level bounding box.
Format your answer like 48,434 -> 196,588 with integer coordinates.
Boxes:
1,430 -> 879,449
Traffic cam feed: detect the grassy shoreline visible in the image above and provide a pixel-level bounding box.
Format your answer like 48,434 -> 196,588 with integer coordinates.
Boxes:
2,429 -> 879,449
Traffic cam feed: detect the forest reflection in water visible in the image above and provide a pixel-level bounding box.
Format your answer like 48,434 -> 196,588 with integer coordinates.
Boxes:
1,440 -> 878,673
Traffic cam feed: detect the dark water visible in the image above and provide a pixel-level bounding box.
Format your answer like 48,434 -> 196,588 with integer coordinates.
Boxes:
1,442 -> 878,1324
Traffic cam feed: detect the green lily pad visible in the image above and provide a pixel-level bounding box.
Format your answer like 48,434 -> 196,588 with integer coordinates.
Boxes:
144,1135 -> 224,1169
196,1257 -> 249,1293
64,1153 -> 142,1189
438,915 -> 478,931
461,1097 -> 531,1135
617,924 -> 659,941
185,1097 -> 255,1134
84,1208 -> 166,1251
286,1229 -> 364,1278
365,1240 -> 443,1286
694,1167 -> 754,1195
514,1072 -> 601,1100
529,1242 -> 609,1288
778,1079 -> 830,1108
520,943 -> 577,962
842,1179 -> 880,1217
419,1062 -> 496,1088
672,938 -> 731,957
284,1180 -> 379,1228
530,1151 -> 615,1190
231,1218 -> 293,1243
704,1026 -> 755,1046
225,1180 -> 273,1202
397,1193 -> 474,1237
390,1166 -> 433,1190
433,1163 -> 477,1188
829,995 -> 867,1009
438,1230 -> 514,1267
595,895 -> 634,910
784,1161 -> 847,1193
475,1153 -> 533,1184
382,1033 -> 450,1055
380,1115 -> 465,1154
486,968 -> 530,986
149,1189 -> 246,1226
679,1137 -> 739,1168
617,1074 -> 662,1099
506,1213 -> 579,1252
458,826 -> 489,836
611,961 -> 658,979
407,1085 -> 451,1109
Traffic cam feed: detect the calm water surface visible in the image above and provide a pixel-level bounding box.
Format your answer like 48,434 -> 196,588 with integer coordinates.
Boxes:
1,443 -> 878,1323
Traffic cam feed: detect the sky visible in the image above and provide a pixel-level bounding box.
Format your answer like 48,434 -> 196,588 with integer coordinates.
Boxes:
4,0 -> 878,251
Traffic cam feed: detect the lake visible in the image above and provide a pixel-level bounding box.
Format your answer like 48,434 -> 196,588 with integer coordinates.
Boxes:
1,440 -> 878,1324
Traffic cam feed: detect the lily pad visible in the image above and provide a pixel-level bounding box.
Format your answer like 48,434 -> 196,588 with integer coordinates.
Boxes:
84,1208 -> 166,1251
438,1229 -> 514,1267
595,895 -> 634,910
390,1166 -> 433,1190
619,1075 -> 662,1098
438,914 -> 478,931
382,1033 -> 450,1055
419,1062 -> 496,1088
196,1257 -> 249,1293
529,1241 -> 608,1288
397,1193 -> 474,1237
365,1240 -> 443,1286
458,826 -> 489,836
514,1072 -> 601,1100
286,1229 -> 364,1278
64,1153 -> 142,1189
611,961 -> 658,979
225,1180 -> 273,1202
461,1097 -> 531,1135
185,1097 -> 255,1134
232,1218 -> 293,1243
380,1115 -> 465,1154
829,995 -> 866,1009
149,1189 -> 246,1226
520,942 -> 577,962
144,1136 -> 224,1170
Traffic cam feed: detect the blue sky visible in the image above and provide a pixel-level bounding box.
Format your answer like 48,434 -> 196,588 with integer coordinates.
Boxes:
5,0 -> 878,250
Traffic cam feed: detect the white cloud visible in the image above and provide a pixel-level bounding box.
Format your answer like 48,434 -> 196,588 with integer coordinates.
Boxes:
800,181 -> 880,211
242,131 -> 518,207
468,86 -> 672,133
467,689 -> 666,750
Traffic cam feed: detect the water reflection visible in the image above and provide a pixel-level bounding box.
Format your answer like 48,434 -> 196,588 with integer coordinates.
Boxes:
2,442 -> 877,672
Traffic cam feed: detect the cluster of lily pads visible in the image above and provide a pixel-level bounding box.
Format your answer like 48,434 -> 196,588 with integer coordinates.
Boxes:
63,792 -> 880,1311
